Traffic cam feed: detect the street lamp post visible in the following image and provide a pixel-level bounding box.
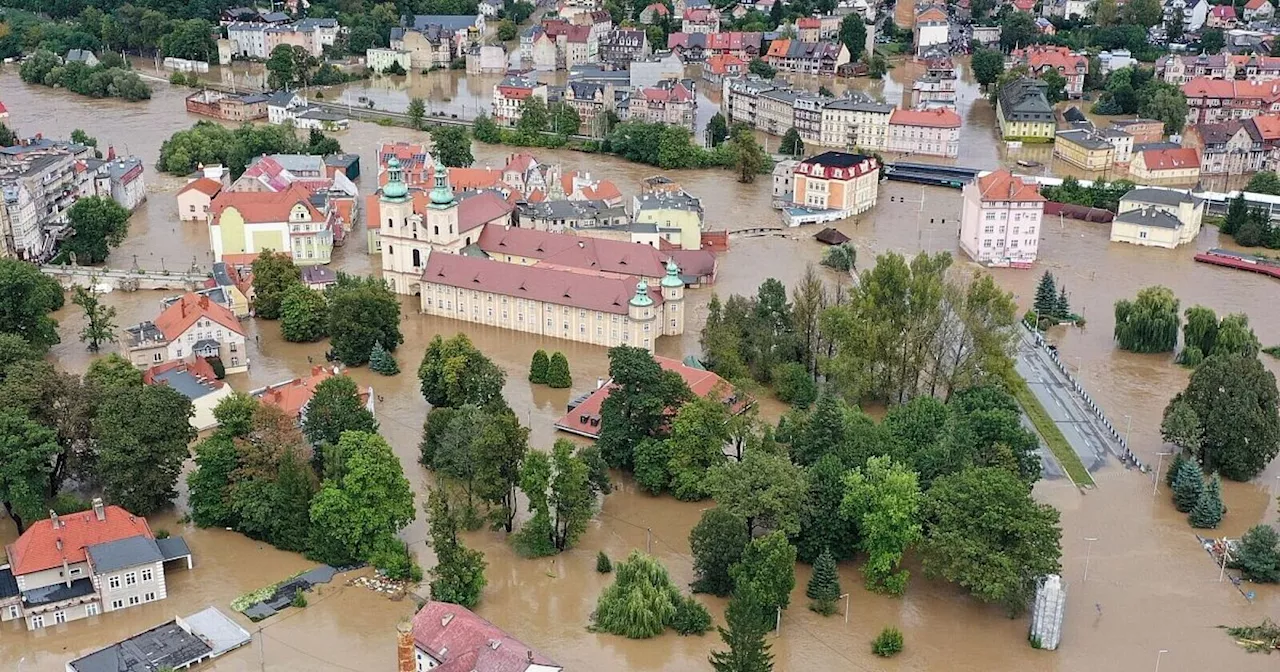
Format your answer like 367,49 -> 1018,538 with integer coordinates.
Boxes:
1220,539 -> 1232,583
840,593 -> 851,624
1155,649 -> 1169,672
1124,414 -> 1133,447
1083,537 -> 1098,582
1153,451 -> 1173,496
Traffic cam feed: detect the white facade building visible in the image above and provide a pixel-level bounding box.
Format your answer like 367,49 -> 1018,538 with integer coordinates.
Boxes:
959,169 -> 1046,268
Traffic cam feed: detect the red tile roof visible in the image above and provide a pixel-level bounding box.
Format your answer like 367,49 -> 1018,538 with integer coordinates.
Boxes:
154,292 -> 244,341
684,7 -> 717,21
6,505 -> 153,575
706,53 -> 746,74
1182,77 -> 1280,102
890,107 -> 961,128
143,357 -> 223,389
366,193 -> 382,230
211,183 -> 324,224
1253,114 -> 1280,139
796,17 -> 821,28
1247,0 -> 1269,9
554,356 -> 745,438
477,226 -> 705,279
178,177 -> 223,197
411,602 -> 560,672
1210,4 -> 1237,17
976,169 -> 1045,203
1012,45 -> 1087,72
765,38 -> 791,58
1138,148 -> 1201,171
645,2 -> 669,14
422,253 -> 660,315
917,6 -> 949,21
254,365 -> 338,419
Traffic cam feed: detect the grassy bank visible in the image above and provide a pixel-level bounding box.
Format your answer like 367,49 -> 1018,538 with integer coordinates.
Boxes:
1003,370 -> 1095,487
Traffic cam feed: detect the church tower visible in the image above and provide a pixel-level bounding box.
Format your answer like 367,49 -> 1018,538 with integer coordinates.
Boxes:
628,279 -> 657,351
660,258 -> 685,335
379,157 -> 421,294
425,159 -> 461,247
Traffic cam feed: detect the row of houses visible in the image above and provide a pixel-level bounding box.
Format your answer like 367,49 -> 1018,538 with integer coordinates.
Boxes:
225,17 -> 338,59
389,14 -> 486,71
1182,76 -> 1280,124
519,11 -> 614,69
494,69 -> 697,134
722,78 -> 962,157
1156,51 -> 1280,84
184,89 -> 351,130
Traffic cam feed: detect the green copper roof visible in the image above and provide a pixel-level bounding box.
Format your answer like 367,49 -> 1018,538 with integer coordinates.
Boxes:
660,258 -> 683,288
429,159 -> 454,207
630,279 -> 654,307
382,157 -> 408,201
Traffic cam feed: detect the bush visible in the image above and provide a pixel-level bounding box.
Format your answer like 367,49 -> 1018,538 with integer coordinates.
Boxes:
370,537 -> 422,582
169,71 -> 186,85
671,596 -> 712,635
821,243 -> 856,272
590,551 -> 684,639
529,349 -> 549,384
291,589 -> 308,608
547,351 -> 572,388
206,356 -> 226,379
773,362 -> 817,409
154,528 -> 171,539
596,551 -> 612,573
872,627 -> 904,657
49,493 -> 91,515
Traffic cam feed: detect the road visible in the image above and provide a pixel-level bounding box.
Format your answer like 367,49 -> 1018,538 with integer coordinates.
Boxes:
1015,327 -> 1124,479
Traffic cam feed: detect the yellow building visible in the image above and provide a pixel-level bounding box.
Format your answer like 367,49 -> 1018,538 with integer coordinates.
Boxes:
631,191 -> 705,249
997,78 -> 1056,142
208,184 -> 334,265
1128,148 -> 1202,182
1110,187 -> 1204,248
1053,129 -> 1116,171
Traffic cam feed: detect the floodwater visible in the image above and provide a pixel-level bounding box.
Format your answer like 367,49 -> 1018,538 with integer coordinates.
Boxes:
3,67 -> 1280,671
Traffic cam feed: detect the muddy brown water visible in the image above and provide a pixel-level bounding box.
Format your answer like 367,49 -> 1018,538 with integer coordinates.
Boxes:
2,67 -> 1280,670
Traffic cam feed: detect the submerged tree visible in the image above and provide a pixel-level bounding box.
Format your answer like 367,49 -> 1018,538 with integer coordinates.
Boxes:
1113,286 -> 1180,353
425,487 -> 487,607
806,549 -> 842,616
591,551 -> 685,639
1188,473 -> 1225,529
1231,525 -> 1280,583
529,349 -> 549,384
71,285 -> 117,352
1170,458 -> 1204,513
709,581 -> 775,672
840,456 -> 920,595
691,507 -> 750,596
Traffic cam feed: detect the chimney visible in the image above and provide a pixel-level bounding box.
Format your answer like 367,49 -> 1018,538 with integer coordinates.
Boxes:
92,497 -> 105,521
527,650 -> 534,663
396,620 -> 415,672
49,510 -> 60,528
55,537 -> 62,551
596,377 -> 605,389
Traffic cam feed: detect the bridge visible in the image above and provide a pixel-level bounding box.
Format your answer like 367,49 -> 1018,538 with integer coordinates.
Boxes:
41,264 -> 211,292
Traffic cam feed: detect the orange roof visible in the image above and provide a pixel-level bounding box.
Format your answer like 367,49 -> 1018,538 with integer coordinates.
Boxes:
890,107 -> 961,128
255,365 -> 338,419
976,169 -> 1045,203
178,177 -> 223,197
1138,148 -> 1201,171
766,38 -> 791,58
6,505 -> 153,575
1183,77 -> 1280,101
917,6 -> 949,21
706,53 -> 746,74
221,253 -> 260,266
1247,0 -> 1269,9
796,17 -> 821,28
154,292 -> 243,341
365,193 -> 381,230
1253,114 -> 1280,139
441,166 -> 506,191
211,183 -> 324,224
1014,45 -> 1087,72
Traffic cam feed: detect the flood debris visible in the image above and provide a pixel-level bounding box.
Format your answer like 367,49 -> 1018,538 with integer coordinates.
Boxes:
1222,620 -> 1280,653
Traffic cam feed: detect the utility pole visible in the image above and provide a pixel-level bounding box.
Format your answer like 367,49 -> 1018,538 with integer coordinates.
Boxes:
1153,452 -> 1173,496
1083,537 -> 1098,582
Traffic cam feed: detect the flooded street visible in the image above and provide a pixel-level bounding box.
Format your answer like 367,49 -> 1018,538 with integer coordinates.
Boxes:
3,68 -> 1280,671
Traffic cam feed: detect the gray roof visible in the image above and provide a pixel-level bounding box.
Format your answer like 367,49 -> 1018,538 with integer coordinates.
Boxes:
1133,141 -> 1182,152
266,153 -> 325,174
68,619 -> 213,672
65,49 -> 96,63
86,535 -> 164,574
1122,187 -> 1194,207
1056,129 -> 1113,151
302,265 -> 337,285
568,65 -> 631,83
106,158 -> 143,181
410,14 -> 477,31
634,190 -> 703,213
23,577 -> 96,606
212,261 -> 234,287
151,366 -> 221,401
125,321 -> 166,346
824,96 -> 894,113
1115,206 -> 1183,229
998,78 -> 1054,121
193,338 -> 221,354
157,536 -> 192,561
266,90 -> 302,108
0,566 -> 17,599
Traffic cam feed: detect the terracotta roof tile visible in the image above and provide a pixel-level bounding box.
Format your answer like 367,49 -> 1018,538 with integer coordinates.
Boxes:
254,365 -> 339,419
178,178 -> 223,197
1138,148 -> 1201,171
976,169 -> 1045,203
154,292 -> 244,342
6,506 -> 153,575
412,602 -> 560,672
478,226 -> 694,278
890,107 -> 962,128
211,183 -> 324,224
422,253 -> 659,315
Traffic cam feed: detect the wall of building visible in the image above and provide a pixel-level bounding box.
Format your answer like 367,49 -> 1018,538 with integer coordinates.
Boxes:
99,561 -> 167,613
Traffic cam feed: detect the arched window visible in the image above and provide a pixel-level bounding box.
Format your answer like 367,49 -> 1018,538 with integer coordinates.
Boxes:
412,249 -> 422,268
465,236 -> 471,245
433,225 -> 439,236
387,245 -> 393,255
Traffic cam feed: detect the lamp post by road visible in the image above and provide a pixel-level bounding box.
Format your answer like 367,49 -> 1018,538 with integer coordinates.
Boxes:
1083,537 -> 1098,582
1153,451 -> 1173,496
1155,649 -> 1169,672
840,593 -> 851,624
1219,539 -> 1232,583
1123,414 -> 1133,447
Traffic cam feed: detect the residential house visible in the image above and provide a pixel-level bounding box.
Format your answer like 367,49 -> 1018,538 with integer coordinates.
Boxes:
632,189 -> 706,249
796,17 -> 822,43
1163,0 -> 1209,34
252,365 -> 374,424
1157,53 -> 1232,84
393,15 -> 481,70
1111,118 -> 1166,143
1110,187 -> 1205,248
1244,0 -> 1274,22
564,81 -> 612,133
599,29 -> 649,66
1207,4 -> 1238,28
64,49 -> 100,66
1098,49 -> 1135,74
265,18 -> 339,58
629,80 -> 697,131
479,0 -> 502,16
123,293 -> 248,373
764,39 -> 850,75
790,151 -> 881,220
959,169 -> 1046,268
87,156 -> 147,212
184,90 -> 268,121
997,77 -> 1056,142
227,22 -> 269,58
492,74 -> 549,126
887,108 -> 961,158
0,500 -> 192,631
1184,118 -> 1268,174
396,602 -> 562,672
682,7 -> 721,33
1182,77 -> 1280,125
702,53 -> 746,84
640,2 -> 670,23
819,93 -> 894,150
367,47 -> 413,73
910,51 -> 958,109
555,355 -> 745,438
667,32 -> 763,62
972,25 -> 1002,47
773,159 -> 799,201
209,183 -> 337,265
1128,147 -> 1202,181
143,358 -> 232,431
1053,128 -> 1117,171
67,608 -> 250,672
914,7 -> 949,55
517,199 -> 629,231
177,177 -> 223,222
1009,45 -> 1089,98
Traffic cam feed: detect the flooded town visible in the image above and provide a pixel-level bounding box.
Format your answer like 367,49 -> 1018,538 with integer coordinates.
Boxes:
3,0 -> 1280,670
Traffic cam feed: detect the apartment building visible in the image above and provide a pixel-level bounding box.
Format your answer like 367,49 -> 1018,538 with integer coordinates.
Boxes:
185,90 -> 268,121
667,31 -> 763,62
682,7 -> 721,32
1053,128 -> 1117,170
819,94 -> 894,150
763,39 -> 850,75
959,169 -> 1046,268
492,74 -> 550,126
1244,0 -> 1275,22
0,138 -> 94,261
86,156 -> 147,212
599,28 -> 649,66
702,53 -> 746,84
887,108 -> 961,157
517,199 -> 629,231
392,15 -> 482,70
1182,77 -> 1280,125
1183,117 -> 1276,174
914,7 -> 950,54
123,292 -> 248,373
0,500 -> 192,631
367,47 -> 413,73
997,78 -> 1056,141
1129,147 -> 1202,181
1009,45 -> 1089,98
629,80 -> 697,131
1162,0 -> 1209,34
397,602 -> 562,672
792,151 -> 881,217
208,183 -> 337,265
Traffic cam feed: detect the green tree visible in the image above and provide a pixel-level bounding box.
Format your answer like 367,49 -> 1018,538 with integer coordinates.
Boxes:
306,128 -> 342,156
597,345 -> 692,469
597,551 -> 613,573
1221,194 -> 1249,235
1138,85 -> 1188,135
748,58 -> 776,78
546,351 -> 572,388
515,439 -> 603,554
1245,171 -> 1280,196
0,259 -> 63,351
1033,272 -> 1057,321
868,53 -> 888,79
691,507 -> 750,596
1200,29 -> 1225,54
779,128 -> 804,157
1189,473 -> 1225,528
707,112 -> 730,148
773,362 -> 817,409
794,454 -> 859,563
529,349 -> 549,384
0,411 -> 58,533
94,383 -> 196,514
1125,0 -> 1164,24
303,374 -> 377,454
872,627 -> 904,657
407,97 -> 426,130
417,333 -> 505,408
1041,69 -> 1068,103
919,467 -> 1062,615
279,284 -> 328,342
1094,0 -> 1118,25
473,408 -> 529,533
728,125 -> 768,183
159,18 -> 217,61
517,96 -> 549,135
308,431 -> 416,566
673,596 -> 713,635
707,449 -> 807,537
432,126 -> 473,167
709,582 -> 774,672
327,274 -> 403,366
731,531 -> 796,612
71,285 -> 116,352
426,488 -> 488,607
805,548 -> 841,615
62,196 -> 128,264
1169,354 -> 1280,480
265,44 -> 315,89
549,102 -> 581,135
1211,314 -> 1261,359
473,113 -> 502,143
186,433 -> 239,528
1054,286 -> 1071,321
972,48 -> 1005,88
591,550 -> 685,638
1231,525 -> 1280,583
1113,285 -> 1180,353
251,251 -> 302,320
1170,458 -> 1204,513
369,342 -> 400,375
838,15 -> 866,61
0,123 -> 16,147
840,456 -> 920,594
496,18 -> 518,40
1161,400 -> 1203,456
213,391 -> 258,438
666,393 -> 731,501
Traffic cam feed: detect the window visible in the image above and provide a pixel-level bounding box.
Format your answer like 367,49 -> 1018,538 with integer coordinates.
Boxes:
152,352 -> 163,362
31,615 -> 44,629
111,599 -> 124,610
413,249 -> 422,267
144,592 -> 156,602
128,595 -> 141,606
230,343 -> 238,353
125,572 -> 137,586
141,568 -> 153,582
8,605 -> 19,619
54,611 -> 66,624
1139,230 -> 1148,239
86,603 -> 99,616
69,568 -> 83,577
109,576 -> 121,589
231,357 -> 239,366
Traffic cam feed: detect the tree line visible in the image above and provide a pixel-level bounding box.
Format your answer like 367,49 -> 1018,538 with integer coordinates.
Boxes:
1221,191 -> 1280,250
18,49 -> 151,101
158,121 -> 344,178
1039,177 -> 1136,213
1,6 -> 216,63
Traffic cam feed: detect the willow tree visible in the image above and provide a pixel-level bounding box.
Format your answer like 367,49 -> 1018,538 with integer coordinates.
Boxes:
590,551 -> 685,639
1113,286 -> 1180,353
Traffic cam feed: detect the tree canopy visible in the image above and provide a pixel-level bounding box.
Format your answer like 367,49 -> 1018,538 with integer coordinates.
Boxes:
417,333 -> 505,408
327,274 -> 403,366
1167,354 -> 1280,481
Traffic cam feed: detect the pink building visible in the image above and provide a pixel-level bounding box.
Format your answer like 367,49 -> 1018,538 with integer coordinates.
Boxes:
959,169 -> 1046,268
887,108 -> 962,157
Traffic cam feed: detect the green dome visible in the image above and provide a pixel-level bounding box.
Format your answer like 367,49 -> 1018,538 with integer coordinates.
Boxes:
629,279 -> 654,307
660,258 -> 683,288
429,159 -> 454,207
382,157 -> 408,201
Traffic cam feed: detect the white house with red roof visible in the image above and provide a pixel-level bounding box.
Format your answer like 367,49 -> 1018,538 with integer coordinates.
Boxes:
123,292 -> 249,373
1244,0 -> 1274,22
1008,45 -> 1090,98
397,602 -> 562,672
887,108 -> 962,157
0,101 -> 8,120
0,499 -> 192,630
628,80 -> 697,131
959,169 -> 1046,268
1207,3 -> 1239,27
177,177 -> 224,222
492,74 -> 549,127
